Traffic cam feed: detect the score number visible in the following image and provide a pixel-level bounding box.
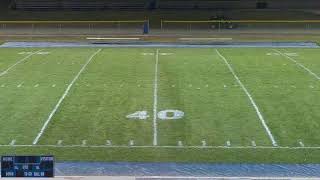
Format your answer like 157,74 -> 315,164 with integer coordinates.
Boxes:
126,110 -> 184,120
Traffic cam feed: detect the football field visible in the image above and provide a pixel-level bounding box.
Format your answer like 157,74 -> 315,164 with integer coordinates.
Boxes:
1,47 -> 320,162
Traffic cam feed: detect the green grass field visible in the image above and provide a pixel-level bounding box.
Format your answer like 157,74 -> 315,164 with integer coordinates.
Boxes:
1,47 -> 320,163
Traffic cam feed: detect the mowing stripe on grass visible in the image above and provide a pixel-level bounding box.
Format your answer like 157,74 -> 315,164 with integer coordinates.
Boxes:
215,49 -> 278,147
0,49 -> 43,77
153,49 -> 160,146
273,49 -> 320,80
32,49 -> 102,145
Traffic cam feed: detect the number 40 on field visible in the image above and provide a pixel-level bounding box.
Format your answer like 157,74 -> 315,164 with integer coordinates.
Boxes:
126,110 -> 184,120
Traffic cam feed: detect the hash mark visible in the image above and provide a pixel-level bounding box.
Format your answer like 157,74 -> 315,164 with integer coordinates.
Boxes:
17,83 -> 23,88
251,141 -> 256,147
57,140 -> 63,146
299,141 -> 305,147
129,140 -> 134,146
201,140 -> 207,147
178,141 -> 183,147
106,140 -> 112,146
10,140 -> 16,146
226,140 -> 231,147
82,140 -> 87,146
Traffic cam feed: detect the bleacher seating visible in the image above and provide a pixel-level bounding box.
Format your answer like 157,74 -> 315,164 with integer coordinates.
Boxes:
158,0 -> 243,10
12,0 -> 148,10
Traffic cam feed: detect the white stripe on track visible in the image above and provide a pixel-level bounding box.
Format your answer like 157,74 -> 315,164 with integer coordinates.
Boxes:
32,49 -> 102,145
0,49 -> 44,77
273,49 -> 320,80
153,49 -> 159,146
215,49 -> 278,147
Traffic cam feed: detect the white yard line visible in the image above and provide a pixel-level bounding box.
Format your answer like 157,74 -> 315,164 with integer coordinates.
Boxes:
32,49 -> 102,145
152,49 -> 160,146
0,49 -> 43,77
273,49 -> 320,80
215,49 -> 278,147
2,144 -> 320,149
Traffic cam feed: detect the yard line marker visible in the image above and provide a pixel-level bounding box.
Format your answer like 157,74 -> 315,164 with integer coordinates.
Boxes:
0,49 -> 43,77
299,141 -> 305,147
9,140 -> 16,146
57,140 -> 63,146
273,49 -> 320,80
82,140 -> 87,146
106,140 -> 112,146
215,49 -> 278,147
32,49 -> 102,145
178,141 -> 183,146
251,141 -> 257,147
152,49 -> 160,146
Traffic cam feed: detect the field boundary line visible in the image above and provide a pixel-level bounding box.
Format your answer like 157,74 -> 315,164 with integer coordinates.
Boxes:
153,49 -> 159,146
2,144 -> 320,149
273,49 -> 320,80
215,49 -> 278,147
134,176 -> 320,180
0,49 -> 43,76
32,49 -> 102,145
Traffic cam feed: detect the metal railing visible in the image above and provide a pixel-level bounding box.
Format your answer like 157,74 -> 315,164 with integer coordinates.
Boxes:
160,20 -> 320,34
0,20 -> 149,35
